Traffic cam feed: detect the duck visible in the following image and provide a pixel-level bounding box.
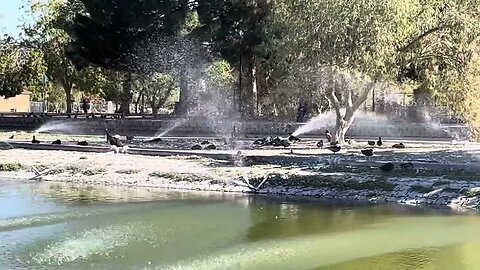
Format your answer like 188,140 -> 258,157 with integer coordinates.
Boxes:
326,145 -> 341,153
279,139 -> 291,148
316,140 -> 324,148
51,139 -> 62,145
325,130 -> 332,143
361,149 -> 374,156
8,135 -> 14,139
288,135 -> 301,142
392,143 -> 406,149
367,140 -> 376,146
205,144 -> 217,150
77,141 -> 88,146
31,136 -> 40,144
147,137 -> 163,143
201,140 -> 210,145
106,129 -> 123,147
191,144 -> 202,150
377,137 -> 383,146
379,162 -> 394,172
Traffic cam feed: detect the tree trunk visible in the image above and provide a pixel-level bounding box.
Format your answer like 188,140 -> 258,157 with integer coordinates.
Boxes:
119,73 -> 133,114
326,80 -> 376,144
63,83 -> 73,113
240,53 -> 258,118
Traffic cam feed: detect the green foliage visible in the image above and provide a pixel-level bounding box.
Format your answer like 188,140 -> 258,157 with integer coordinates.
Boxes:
0,38 -> 43,98
134,73 -> 179,114
0,163 -> 23,172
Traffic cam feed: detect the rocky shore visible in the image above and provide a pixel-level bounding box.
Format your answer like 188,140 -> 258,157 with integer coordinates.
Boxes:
1,148 -> 480,211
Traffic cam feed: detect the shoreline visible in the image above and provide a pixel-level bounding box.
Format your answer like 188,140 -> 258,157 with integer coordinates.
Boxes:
1,148 -> 479,211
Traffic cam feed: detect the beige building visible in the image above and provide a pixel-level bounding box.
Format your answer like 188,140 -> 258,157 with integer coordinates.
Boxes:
0,91 -> 32,113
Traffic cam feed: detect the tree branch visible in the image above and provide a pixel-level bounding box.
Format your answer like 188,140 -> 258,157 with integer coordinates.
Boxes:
346,89 -> 353,108
326,88 -> 342,120
352,81 -> 375,110
398,26 -> 444,52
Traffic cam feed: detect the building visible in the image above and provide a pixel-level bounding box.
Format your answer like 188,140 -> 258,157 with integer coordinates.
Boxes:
0,90 -> 32,113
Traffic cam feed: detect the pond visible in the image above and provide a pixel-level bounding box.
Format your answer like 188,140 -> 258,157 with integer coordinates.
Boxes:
0,180 -> 479,270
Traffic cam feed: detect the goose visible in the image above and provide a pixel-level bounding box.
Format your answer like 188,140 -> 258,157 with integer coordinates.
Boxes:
377,137 -> 383,146
51,139 -> 62,145
126,135 -> 134,141
361,149 -> 374,157
201,140 -> 210,145
205,144 -> 217,150
147,137 -> 163,143
77,141 -> 88,146
288,135 -> 301,142
367,140 -> 376,146
326,145 -> 341,153
392,143 -> 406,149
8,135 -> 14,139
253,138 -> 265,145
31,136 -> 40,144
325,130 -> 332,143
106,129 -> 123,147
379,163 -> 394,172
316,140 -> 324,148
191,144 -> 202,150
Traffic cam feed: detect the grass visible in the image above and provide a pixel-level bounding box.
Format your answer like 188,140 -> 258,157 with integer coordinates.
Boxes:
115,169 -> 141,174
148,171 -> 213,182
465,189 -> 480,198
249,174 -> 397,191
44,164 -> 105,176
0,163 -> 23,171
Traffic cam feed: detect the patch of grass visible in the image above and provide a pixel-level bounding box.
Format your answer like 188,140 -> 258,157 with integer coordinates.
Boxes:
81,168 -> 106,176
465,189 -> 480,198
433,180 -> 451,187
409,185 -> 435,194
115,169 -> 141,174
149,171 -> 213,182
0,163 -> 22,171
249,174 -> 396,191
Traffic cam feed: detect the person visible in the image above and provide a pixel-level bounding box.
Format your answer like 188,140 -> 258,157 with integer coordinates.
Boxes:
82,97 -> 89,114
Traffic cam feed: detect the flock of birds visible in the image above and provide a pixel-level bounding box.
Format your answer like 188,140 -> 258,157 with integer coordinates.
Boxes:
252,130 -> 411,172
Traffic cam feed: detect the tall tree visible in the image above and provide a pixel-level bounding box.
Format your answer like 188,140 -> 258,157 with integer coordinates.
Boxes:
0,37 -> 43,98
266,0 -> 480,143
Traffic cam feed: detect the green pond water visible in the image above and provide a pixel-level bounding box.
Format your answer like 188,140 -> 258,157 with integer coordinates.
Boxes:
1,180 -> 480,270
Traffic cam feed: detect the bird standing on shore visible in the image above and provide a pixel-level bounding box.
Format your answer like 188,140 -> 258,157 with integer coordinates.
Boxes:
316,140 -> 324,148
326,145 -> 341,153
77,141 -> 88,146
361,149 -> 374,157
288,135 -> 301,142
377,137 -> 383,146
52,139 -> 62,145
8,135 -> 14,139
191,144 -> 202,150
325,130 -> 332,143
392,143 -> 406,149
31,136 -> 40,144
367,140 -> 376,146
106,130 -> 123,147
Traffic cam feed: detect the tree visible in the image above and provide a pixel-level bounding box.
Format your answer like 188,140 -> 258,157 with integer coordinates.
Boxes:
0,37 -> 43,98
266,0 -> 480,143
197,0 -> 270,116
23,0 -> 105,113
134,73 -> 179,115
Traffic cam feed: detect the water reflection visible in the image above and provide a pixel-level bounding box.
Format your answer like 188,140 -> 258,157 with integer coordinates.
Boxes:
0,181 -> 479,270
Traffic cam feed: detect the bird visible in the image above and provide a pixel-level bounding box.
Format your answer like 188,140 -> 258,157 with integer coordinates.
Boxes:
316,140 -> 324,148
126,135 -> 134,141
191,144 -> 202,150
31,136 -> 40,144
379,163 -> 394,172
51,139 -> 62,145
361,149 -> 374,156
8,135 -> 14,139
392,143 -> 406,149
288,135 -> 301,142
279,139 -> 291,148
77,141 -> 89,146
325,130 -> 332,143
106,129 -> 123,147
147,137 -> 163,143
377,137 -> 383,146
367,140 -> 376,146
253,138 -> 265,145
205,144 -> 217,150
326,145 -> 341,153
201,140 -> 210,145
